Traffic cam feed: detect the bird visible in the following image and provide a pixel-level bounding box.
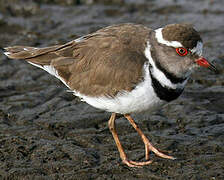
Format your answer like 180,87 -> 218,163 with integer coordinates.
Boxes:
2,23 -> 217,167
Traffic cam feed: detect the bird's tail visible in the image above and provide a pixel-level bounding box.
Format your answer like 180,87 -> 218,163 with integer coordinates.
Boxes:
2,41 -> 76,88
2,43 -> 70,65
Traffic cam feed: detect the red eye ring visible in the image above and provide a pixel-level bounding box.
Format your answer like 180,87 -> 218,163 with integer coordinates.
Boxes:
176,48 -> 188,56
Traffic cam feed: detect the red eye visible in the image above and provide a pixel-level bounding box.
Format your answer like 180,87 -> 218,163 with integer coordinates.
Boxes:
176,48 -> 188,56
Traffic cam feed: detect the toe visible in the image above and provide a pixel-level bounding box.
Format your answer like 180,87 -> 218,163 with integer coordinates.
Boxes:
122,159 -> 153,167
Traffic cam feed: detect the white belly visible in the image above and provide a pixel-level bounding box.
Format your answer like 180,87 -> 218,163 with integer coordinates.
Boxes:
74,62 -> 165,114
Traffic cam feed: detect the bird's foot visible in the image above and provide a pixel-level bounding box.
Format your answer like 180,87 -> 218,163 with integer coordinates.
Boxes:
145,140 -> 176,160
122,159 -> 153,167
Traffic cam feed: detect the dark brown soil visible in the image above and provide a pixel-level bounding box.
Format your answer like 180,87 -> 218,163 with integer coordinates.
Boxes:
0,0 -> 224,179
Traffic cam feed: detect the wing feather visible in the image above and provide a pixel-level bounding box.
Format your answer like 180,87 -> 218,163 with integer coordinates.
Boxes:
3,23 -> 151,97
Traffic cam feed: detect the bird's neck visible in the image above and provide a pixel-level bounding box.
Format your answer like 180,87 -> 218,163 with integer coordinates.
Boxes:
144,41 -> 188,102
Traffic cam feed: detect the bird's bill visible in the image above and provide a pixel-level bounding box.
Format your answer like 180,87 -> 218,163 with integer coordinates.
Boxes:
195,57 -> 218,73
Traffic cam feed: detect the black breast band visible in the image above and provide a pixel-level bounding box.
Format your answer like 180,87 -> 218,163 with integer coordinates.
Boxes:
149,70 -> 184,102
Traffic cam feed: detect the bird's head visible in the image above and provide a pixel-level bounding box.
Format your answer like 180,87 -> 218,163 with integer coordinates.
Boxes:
153,24 -> 217,79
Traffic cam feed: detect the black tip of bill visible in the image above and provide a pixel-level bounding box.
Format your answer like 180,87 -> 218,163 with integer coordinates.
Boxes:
209,62 -> 219,74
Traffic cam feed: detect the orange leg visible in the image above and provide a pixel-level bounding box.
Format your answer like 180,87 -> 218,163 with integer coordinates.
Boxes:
124,114 -> 175,161
108,113 -> 152,167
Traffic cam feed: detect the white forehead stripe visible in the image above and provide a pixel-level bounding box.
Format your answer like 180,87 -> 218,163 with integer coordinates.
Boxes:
190,41 -> 203,56
155,28 -> 183,48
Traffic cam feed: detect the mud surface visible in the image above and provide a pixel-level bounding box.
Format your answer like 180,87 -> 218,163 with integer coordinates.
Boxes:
0,0 -> 224,179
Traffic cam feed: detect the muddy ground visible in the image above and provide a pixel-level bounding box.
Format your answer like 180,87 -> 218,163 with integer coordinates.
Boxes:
0,0 -> 224,179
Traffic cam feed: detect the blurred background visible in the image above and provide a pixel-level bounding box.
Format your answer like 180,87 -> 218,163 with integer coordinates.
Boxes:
0,0 -> 224,179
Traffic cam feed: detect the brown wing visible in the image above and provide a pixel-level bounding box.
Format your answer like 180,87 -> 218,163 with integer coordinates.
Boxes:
4,23 -> 151,97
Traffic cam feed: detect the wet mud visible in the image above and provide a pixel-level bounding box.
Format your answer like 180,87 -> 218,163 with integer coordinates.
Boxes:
0,0 -> 224,179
